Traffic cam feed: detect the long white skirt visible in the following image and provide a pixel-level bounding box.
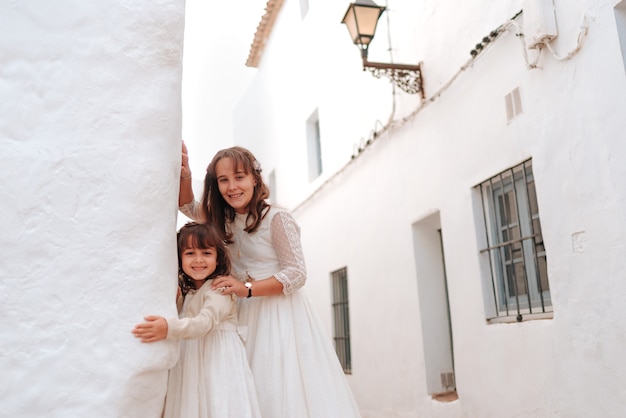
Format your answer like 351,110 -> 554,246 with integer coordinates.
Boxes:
238,289 -> 361,418
162,326 -> 261,418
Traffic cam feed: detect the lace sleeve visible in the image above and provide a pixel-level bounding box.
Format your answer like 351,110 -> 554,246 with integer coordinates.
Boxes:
271,210 -> 307,296
179,200 -> 206,222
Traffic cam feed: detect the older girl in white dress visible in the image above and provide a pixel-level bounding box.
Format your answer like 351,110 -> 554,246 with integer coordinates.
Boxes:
179,145 -> 361,418
132,222 -> 261,418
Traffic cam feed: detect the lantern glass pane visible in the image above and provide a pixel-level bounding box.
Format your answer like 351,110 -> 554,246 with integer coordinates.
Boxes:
342,9 -> 360,43
353,5 -> 383,40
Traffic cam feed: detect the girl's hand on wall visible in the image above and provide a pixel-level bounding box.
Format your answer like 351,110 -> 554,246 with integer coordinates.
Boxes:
131,316 -> 168,343
180,141 -> 191,180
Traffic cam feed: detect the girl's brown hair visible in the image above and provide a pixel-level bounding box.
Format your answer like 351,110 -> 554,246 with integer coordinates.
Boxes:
177,222 -> 231,296
201,146 -> 270,242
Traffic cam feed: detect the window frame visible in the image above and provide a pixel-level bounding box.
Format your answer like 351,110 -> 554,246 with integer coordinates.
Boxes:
477,159 -> 552,322
331,267 -> 352,373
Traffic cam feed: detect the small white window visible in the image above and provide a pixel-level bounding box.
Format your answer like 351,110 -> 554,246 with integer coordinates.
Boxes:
299,0 -> 309,19
267,169 -> 276,204
614,1 -> 626,72
306,109 -> 322,182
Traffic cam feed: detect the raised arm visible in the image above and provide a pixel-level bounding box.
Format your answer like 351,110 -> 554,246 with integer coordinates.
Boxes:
179,141 -> 195,207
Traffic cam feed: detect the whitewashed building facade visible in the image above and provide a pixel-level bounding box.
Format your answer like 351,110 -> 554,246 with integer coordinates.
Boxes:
234,0 -> 626,417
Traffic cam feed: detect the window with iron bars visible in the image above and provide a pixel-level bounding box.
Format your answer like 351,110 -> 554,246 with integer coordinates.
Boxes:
476,159 -> 552,321
331,267 -> 352,373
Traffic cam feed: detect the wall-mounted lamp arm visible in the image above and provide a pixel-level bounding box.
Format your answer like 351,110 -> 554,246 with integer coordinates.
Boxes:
342,1 -> 425,98
362,59 -> 425,98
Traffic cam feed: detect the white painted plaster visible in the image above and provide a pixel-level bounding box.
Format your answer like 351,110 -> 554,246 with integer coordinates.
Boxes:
0,1 -> 185,416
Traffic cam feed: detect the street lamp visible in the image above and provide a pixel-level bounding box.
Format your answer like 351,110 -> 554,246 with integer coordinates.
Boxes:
341,0 -> 424,97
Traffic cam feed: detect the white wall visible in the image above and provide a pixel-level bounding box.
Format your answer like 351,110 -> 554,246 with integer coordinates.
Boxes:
180,0 -> 261,178
234,0 -> 626,417
0,2 -> 185,416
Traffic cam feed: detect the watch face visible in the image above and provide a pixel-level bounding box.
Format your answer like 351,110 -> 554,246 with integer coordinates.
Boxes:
245,282 -> 252,289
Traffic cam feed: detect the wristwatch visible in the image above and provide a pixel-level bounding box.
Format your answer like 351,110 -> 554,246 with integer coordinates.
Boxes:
245,281 -> 253,298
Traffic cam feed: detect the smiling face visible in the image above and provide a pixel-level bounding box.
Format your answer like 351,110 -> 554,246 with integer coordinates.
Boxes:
180,243 -> 218,288
215,157 -> 257,214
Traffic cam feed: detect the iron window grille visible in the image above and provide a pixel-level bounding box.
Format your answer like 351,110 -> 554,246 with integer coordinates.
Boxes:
331,267 -> 352,373
477,159 -> 552,321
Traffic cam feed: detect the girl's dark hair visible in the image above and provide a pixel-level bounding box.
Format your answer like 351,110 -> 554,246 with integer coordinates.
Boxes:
201,146 -> 271,243
177,222 -> 231,296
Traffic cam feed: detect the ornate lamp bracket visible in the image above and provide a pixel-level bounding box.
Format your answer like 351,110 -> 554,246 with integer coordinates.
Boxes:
363,60 -> 425,98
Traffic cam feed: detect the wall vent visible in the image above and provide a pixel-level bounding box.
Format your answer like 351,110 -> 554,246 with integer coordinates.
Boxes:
505,87 -> 523,122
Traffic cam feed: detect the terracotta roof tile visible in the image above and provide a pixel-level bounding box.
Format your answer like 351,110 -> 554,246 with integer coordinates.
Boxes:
245,0 -> 285,68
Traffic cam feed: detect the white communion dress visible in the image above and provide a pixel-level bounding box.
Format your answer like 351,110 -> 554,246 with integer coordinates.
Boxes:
162,279 -> 261,418
180,203 -> 361,418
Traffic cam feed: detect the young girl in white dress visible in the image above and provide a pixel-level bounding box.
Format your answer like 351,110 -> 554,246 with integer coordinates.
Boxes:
132,222 -> 261,418
178,145 -> 361,418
